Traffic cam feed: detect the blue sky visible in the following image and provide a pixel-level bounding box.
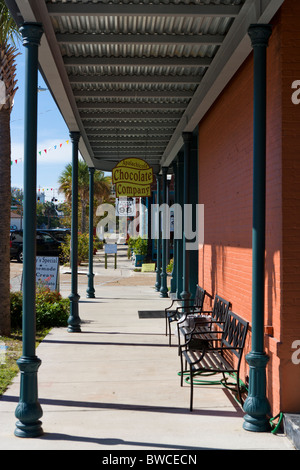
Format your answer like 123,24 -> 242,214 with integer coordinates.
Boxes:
10,46 -> 74,202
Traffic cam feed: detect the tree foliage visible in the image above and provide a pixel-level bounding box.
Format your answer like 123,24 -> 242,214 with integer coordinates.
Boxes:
58,159 -> 112,233
0,1 -> 20,335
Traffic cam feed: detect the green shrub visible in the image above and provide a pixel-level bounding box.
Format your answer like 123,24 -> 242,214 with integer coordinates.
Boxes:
10,291 -> 23,329
10,288 -> 70,330
167,258 -> 174,273
132,236 -> 148,255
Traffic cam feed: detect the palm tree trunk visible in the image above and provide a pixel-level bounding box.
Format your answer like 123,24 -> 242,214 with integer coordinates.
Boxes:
0,107 -> 11,335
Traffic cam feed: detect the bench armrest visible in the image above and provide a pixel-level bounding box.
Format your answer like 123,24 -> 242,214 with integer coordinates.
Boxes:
165,298 -> 196,312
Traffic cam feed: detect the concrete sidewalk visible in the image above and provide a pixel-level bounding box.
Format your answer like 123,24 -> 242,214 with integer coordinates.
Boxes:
1,249 -> 295,450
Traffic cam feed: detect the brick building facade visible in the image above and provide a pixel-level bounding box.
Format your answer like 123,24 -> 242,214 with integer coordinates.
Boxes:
197,0 -> 300,415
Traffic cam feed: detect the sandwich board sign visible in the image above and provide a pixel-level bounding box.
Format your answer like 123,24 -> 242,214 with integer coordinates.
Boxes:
36,256 -> 59,291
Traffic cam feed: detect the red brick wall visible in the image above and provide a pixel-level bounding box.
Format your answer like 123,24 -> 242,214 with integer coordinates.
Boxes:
197,9 -> 290,414
279,0 -> 300,413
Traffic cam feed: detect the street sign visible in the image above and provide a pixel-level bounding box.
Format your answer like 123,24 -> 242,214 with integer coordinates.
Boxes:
115,197 -> 136,217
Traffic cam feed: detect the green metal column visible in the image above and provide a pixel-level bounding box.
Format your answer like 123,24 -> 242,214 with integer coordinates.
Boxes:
243,24 -> 272,433
176,153 -> 184,299
170,163 -> 177,294
155,174 -> 161,291
188,133 -> 199,299
181,132 -> 192,306
160,167 -> 168,298
87,167 -> 95,298
68,131 -> 81,332
14,22 -> 44,439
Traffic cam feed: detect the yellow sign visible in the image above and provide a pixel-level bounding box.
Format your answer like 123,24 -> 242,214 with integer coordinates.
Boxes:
112,158 -> 153,197
141,263 -> 156,272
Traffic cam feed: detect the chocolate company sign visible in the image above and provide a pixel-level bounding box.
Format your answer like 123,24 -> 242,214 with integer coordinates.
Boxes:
112,158 -> 153,197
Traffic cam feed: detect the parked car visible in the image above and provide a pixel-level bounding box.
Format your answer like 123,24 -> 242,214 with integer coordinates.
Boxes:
36,228 -> 70,242
10,230 -> 63,263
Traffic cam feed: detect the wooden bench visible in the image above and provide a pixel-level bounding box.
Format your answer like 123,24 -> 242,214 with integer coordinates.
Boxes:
165,286 -> 206,346
177,295 -> 230,349
179,309 -> 249,411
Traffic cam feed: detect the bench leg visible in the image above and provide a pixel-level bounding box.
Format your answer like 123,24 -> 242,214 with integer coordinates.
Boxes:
189,364 -> 194,412
177,323 -> 181,352
180,350 -> 184,386
168,320 -> 172,346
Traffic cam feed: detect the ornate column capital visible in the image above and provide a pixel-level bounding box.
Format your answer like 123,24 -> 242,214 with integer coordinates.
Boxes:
69,131 -> 80,143
182,132 -> 193,144
248,24 -> 272,48
20,22 -> 43,47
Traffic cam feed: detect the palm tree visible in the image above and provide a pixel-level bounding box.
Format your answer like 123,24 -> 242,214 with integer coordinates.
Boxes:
58,159 -> 112,233
0,0 -> 20,335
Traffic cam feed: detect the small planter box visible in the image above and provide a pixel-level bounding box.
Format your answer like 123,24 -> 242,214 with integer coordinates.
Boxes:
135,254 -> 145,267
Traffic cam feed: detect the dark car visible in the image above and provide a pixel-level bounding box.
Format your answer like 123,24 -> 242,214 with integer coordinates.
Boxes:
10,230 -> 63,263
36,228 -> 70,242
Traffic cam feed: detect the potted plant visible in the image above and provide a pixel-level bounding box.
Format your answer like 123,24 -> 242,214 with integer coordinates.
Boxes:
133,236 -> 148,267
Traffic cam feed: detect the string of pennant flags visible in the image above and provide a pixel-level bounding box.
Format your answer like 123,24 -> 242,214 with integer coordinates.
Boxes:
11,139 -> 70,165
12,188 -> 66,204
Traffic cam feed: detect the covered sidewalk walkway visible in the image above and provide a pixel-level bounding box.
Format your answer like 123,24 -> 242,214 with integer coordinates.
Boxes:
0,251 -> 294,450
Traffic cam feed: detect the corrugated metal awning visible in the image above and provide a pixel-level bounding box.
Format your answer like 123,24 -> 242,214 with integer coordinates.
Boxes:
7,0 -> 284,173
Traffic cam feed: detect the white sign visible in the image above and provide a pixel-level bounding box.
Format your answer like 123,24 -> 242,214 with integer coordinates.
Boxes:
115,197 -> 136,217
36,256 -> 59,291
105,244 -> 117,254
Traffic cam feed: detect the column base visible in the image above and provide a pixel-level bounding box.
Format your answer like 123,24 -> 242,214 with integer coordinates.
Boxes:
160,273 -> 168,297
243,351 -> 271,432
160,289 -> 168,298
68,293 -> 81,332
14,356 -> 43,438
155,271 -> 161,292
15,420 -> 44,438
86,274 -> 95,298
86,291 -> 95,299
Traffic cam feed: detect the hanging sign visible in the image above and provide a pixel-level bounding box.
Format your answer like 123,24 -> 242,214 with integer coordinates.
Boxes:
112,158 -> 153,198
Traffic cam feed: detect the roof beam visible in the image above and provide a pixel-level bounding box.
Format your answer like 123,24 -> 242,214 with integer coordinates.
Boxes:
64,56 -> 213,68
89,137 -> 169,143
83,121 -> 176,129
72,89 -> 195,99
47,4 -> 241,18
92,144 -> 166,150
77,101 -> 187,110
80,111 -> 183,120
56,33 -> 224,46
94,156 -> 161,163
70,75 -> 202,85
87,129 -> 174,137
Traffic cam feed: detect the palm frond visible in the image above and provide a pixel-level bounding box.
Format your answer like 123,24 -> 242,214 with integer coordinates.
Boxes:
0,0 -> 21,47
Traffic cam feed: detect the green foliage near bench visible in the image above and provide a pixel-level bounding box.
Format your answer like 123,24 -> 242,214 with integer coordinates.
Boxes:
10,287 -> 70,330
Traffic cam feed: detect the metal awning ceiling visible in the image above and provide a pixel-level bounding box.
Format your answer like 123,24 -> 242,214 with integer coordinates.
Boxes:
7,0 -> 284,174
